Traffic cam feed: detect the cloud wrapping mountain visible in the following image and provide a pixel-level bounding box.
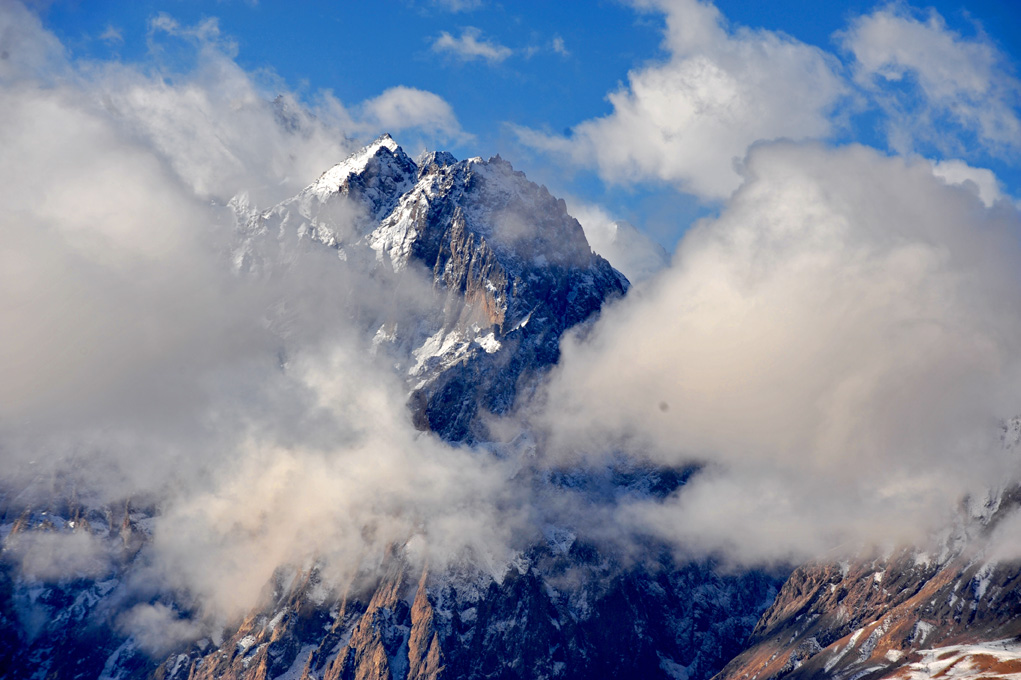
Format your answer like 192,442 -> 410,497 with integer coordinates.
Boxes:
0,2 -> 522,638
541,141 -> 1021,563
4,0 -> 1021,666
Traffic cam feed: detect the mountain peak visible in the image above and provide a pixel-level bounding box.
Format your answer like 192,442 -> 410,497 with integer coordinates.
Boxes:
306,133 -> 412,200
416,149 -> 458,177
372,132 -> 400,153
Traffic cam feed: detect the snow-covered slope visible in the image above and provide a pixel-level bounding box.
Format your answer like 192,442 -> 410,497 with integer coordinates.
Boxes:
714,478 -> 1021,680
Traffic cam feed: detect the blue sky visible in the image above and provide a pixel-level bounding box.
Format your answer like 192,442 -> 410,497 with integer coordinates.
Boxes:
29,0 -> 1021,248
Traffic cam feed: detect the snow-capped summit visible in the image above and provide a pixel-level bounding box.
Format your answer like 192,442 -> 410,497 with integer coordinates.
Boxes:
295,133 -> 418,227
237,135 -> 628,441
310,133 -> 403,196
416,149 -> 457,176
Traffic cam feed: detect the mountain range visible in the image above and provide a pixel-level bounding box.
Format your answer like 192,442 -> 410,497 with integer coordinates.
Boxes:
2,136 -> 1021,680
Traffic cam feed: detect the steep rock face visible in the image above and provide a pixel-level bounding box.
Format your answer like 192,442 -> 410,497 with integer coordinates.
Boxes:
714,489 -> 1021,680
405,571 -> 444,680
235,135 -> 627,442
322,561 -> 411,680
142,545 -> 779,680
371,153 -> 626,441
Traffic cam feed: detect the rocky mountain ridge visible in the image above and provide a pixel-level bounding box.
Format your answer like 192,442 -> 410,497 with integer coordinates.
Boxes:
714,481 -> 1021,680
6,135 -> 1020,680
0,136 -> 781,680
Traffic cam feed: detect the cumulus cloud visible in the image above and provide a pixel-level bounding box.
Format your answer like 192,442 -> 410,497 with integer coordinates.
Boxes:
432,27 -> 513,63
0,69 -> 246,440
843,5 -> 1021,159
931,158 -> 1011,208
516,0 -> 849,199
539,141 -> 1021,564
359,85 -> 467,142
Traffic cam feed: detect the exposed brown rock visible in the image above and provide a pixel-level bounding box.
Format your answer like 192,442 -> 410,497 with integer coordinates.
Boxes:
407,569 -> 444,680
714,548 -> 1021,680
324,558 -> 411,680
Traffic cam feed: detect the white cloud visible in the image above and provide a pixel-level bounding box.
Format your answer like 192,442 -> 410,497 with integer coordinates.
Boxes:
116,604 -> 207,656
99,24 -> 123,45
432,26 -> 512,63
843,5 -> 1021,157
150,346 -> 528,620
931,158 -> 1009,208
539,141 -> 1021,564
8,531 -> 113,581
360,85 -> 467,142
517,0 -> 848,200
0,1 -> 67,82
6,0 -> 1021,645
51,19 -> 465,207
148,12 -> 232,53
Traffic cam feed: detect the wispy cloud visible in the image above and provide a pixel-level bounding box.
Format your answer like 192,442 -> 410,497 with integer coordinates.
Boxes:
431,0 -> 483,11
432,26 -> 512,63
99,24 -> 123,45
843,5 -> 1021,158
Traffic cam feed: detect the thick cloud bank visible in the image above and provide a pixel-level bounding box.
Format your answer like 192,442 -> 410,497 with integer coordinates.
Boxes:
541,142 -> 1021,563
